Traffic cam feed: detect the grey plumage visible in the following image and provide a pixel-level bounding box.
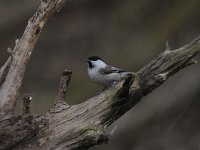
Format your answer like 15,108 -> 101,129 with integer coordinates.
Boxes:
86,56 -> 134,88
98,65 -> 125,74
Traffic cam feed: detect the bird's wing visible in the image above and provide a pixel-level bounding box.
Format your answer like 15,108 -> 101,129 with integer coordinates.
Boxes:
99,65 -> 125,75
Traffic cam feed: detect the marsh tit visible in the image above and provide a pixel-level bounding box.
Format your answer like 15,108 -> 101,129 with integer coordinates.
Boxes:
86,56 -> 134,88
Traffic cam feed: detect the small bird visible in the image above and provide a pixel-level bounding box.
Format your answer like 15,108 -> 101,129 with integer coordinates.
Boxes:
86,56 -> 134,89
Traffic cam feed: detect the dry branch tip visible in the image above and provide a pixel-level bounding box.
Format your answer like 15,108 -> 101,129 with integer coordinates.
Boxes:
15,39 -> 19,45
7,47 -> 14,58
155,73 -> 168,82
188,59 -> 198,64
56,69 -> 72,102
22,93 -> 32,115
165,40 -> 171,51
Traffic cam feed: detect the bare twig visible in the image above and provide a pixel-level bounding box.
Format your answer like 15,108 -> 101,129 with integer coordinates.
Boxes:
166,40 -> 171,50
56,70 -> 72,102
0,0 -> 66,119
49,70 -> 72,113
22,93 -> 32,115
7,47 -> 13,57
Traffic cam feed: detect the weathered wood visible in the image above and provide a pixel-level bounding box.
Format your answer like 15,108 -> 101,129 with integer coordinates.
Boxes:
22,93 -> 32,115
0,57 -> 12,88
0,36 -> 199,150
0,0 -> 66,119
55,70 -> 72,103
0,0 -> 200,149
50,70 -> 72,113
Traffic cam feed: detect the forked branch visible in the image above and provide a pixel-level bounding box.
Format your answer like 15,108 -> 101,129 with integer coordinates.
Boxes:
0,0 -> 199,149
0,36 -> 199,149
0,0 -> 66,119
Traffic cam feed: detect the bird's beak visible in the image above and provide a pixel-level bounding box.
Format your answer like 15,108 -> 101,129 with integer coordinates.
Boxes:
85,59 -> 90,62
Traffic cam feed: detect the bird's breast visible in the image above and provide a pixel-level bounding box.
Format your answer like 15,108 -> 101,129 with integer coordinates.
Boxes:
87,68 -> 122,87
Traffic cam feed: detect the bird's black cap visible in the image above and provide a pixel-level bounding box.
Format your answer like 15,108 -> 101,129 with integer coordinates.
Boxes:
87,56 -> 103,61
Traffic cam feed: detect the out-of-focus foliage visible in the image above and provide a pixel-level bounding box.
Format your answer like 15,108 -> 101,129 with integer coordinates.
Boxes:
0,0 -> 200,149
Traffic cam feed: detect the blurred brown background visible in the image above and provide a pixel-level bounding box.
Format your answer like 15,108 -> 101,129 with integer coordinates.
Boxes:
1,0 -> 200,149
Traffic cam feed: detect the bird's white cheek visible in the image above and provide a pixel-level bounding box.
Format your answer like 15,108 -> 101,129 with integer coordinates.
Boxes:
88,68 -> 96,80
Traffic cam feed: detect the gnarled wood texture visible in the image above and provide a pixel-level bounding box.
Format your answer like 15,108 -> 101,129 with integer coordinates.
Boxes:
0,0 -> 200,149
0,0 -> 66,119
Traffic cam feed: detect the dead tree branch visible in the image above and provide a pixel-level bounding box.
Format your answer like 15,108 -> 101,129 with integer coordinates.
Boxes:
56,70 -> 72,103
0,0 -> 200,149
0,0 -> 66,119
50,70 -> 72,113
22,93 -> 32,116
0,36 -> 199,150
